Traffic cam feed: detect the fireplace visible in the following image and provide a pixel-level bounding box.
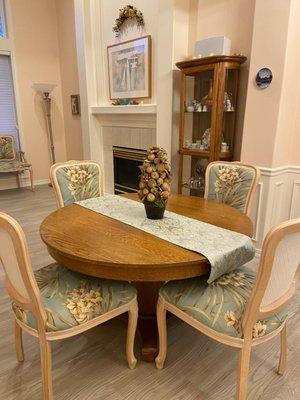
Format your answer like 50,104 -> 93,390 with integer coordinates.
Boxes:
113,146 -> 147,194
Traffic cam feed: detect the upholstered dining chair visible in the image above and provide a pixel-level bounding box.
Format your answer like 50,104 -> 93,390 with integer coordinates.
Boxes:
50,160 -> 104,208
204,161 -> 260,216
0,135 -> 34,191
0,212 -> 138,400
155,218 -> 300,400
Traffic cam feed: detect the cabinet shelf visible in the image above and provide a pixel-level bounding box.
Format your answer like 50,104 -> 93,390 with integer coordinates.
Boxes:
180,149 -> 210,157
185,111 -> 211,114
219,151 -> 233,159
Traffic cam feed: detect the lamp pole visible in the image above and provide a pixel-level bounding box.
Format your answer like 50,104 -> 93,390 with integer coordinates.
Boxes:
43,91 -> 56,165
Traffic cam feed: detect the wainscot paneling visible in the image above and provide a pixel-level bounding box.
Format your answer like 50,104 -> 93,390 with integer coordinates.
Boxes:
251,166 -> 300,250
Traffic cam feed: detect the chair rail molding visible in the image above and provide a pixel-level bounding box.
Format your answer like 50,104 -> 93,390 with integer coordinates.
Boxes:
251,165 -> 300,249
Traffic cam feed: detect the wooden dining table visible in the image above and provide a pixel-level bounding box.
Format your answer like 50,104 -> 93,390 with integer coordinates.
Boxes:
40,193 -> 253,362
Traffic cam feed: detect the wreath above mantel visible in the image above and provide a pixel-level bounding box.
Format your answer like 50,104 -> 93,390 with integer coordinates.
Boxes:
113,5 -> 145,37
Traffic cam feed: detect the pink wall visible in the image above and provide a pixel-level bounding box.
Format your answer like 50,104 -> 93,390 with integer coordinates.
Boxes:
10,0 -> 67,181
55,0 -> 83,160
273,0 -> 300,166
241,0 -> 300,167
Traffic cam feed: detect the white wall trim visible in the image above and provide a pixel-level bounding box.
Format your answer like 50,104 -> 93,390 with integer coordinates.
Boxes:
0,177 -> 50,190
251,164 -> 300,250
252,182 -> 263,243
289,180 -> 300,219
259,165 -> 300,177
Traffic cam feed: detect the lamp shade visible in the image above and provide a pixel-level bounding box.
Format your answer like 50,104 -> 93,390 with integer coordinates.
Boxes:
33,83 -> 57,93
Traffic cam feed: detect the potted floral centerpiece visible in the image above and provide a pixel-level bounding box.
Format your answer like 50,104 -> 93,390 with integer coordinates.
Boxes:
138,146 -> 171,219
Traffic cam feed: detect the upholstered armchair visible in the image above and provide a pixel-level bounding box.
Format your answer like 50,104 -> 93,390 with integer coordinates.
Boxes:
204,161 -> 260,216
0,135 -> 34,191
156,218 -> 300,400
0,211 -> 138,400
50,160 -> 104,208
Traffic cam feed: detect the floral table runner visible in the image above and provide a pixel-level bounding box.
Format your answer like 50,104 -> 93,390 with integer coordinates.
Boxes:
76,195 -> 255,283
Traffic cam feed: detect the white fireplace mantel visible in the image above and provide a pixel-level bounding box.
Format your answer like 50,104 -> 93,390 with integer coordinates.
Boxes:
91,104 -> 157,115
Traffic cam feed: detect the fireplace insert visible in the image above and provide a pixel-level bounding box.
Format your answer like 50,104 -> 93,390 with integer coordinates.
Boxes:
113,146 -> 147,194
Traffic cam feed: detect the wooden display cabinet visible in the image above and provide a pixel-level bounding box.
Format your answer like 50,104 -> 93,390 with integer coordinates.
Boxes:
176,55 -> 247,196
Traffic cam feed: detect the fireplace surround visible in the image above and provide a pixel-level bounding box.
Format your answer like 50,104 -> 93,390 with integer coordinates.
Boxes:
113,146 -> 147,194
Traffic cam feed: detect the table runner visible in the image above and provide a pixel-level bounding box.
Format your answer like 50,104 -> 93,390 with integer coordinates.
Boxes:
76,195 -> 255,283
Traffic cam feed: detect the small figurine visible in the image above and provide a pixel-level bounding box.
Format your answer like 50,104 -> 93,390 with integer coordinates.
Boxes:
196,103 -> 202,112
202,128 -> 211,150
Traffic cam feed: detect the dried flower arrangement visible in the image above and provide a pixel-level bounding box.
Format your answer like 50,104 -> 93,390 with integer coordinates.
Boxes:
113,5 -> 145,37
138,146 -> 171,219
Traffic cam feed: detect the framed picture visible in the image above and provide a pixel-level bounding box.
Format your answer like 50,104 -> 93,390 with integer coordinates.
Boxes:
71,95 -> 80,115
107,35 -> 151,100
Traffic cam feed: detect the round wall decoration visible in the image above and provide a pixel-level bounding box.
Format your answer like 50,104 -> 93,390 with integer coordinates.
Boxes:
113,5 -> 145,37
255,68 -> 273,89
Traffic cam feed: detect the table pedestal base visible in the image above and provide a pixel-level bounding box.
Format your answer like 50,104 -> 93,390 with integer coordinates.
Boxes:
133,281 -> 163,362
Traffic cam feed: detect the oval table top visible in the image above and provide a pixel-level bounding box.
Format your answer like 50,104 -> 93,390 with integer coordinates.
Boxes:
40,194 -> 253,282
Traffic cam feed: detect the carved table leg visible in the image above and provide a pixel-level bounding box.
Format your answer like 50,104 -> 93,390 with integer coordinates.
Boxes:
133,281 -> 164,362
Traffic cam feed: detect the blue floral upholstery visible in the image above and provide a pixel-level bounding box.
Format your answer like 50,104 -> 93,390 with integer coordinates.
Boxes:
206,163 -> 256,213
0,136 -> 15,160
54,163 -> 102,206
160,266 -> 288,339
13,264 -> 136,332
0,160 -> 31,172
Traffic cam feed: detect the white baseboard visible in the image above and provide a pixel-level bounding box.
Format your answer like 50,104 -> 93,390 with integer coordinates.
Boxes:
0,176 -> 50,190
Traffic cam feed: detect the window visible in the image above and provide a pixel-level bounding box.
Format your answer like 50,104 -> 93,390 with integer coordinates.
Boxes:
0,0 -> 6,38
0,55 -> 19,150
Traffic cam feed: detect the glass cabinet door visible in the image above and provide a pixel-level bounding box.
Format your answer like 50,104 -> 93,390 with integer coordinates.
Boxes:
219,68 -> 239,159
181,155 -> 209,197
182,68 -> 216,156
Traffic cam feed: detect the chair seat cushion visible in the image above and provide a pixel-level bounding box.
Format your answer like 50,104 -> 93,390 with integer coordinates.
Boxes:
159,266 -> 288,339
13,264 -> 136,332
0,160 -> 31,172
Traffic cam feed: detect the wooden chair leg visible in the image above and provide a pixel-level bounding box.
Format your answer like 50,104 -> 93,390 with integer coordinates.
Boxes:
155,296 -> 167,370
278,324 -> 287,375
236,341 -> 251,400
39,339 -> 53,400
29,168 -> 35,192
15,320 -> 24,362
126,300 -> 138,369
16,172 -> 21,189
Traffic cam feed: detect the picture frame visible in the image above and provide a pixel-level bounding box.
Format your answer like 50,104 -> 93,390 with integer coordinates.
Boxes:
71,95 -> 80,115
107,35 -> 151,100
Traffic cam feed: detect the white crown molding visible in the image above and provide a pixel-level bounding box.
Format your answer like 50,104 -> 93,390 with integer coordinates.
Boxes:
91,104 -> 157,115
259,165 -> 300,177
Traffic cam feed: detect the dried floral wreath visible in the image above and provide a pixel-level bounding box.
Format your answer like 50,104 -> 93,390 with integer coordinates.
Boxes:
113,5 -> 145,37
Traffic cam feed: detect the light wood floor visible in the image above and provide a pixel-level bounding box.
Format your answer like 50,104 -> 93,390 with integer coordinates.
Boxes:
0,185 -> 299,400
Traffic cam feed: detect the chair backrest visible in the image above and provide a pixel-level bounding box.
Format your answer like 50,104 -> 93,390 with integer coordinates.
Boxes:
204,161 -> 260,216
50,160 -> 104,208
0,135 -> 16,161
242,218 -> 300,337
0,212 -> 45,326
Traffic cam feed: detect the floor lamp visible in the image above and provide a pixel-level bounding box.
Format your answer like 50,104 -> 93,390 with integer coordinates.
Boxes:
33,83 -> 57,166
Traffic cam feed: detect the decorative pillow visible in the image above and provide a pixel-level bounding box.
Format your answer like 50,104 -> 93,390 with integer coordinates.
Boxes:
0,136 -> 15,161
55,163 -> 101,206
206,164 -> 256,213
13,264 -> 136,332
160,266 -> 288,339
